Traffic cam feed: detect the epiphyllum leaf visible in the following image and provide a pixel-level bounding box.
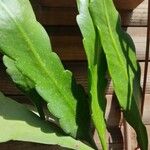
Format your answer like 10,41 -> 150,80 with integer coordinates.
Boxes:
77,0 -> 108,149
0,92 -> 94,150
88,0 -> 148,149
0,0 -> 90,141
3,56 -> 45,120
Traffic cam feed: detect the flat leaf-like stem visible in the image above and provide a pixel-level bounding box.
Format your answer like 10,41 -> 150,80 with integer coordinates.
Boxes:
88,0 -> 148,149
77,0 -> 108,149
0,92 -> 94,150
0,0 -> 90,141
3,56 -> 45,120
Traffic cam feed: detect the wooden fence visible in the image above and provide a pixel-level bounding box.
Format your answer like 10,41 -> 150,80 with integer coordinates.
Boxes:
0,0 -> 149,149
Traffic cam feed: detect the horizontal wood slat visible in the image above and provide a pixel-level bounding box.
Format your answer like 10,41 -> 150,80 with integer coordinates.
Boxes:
0,1 -> 149,149
39,0 -> 75,7
143,94 -> 150,125
0,142 -> 62,150
0,27 -> 148,61
49,27 -> 147,61
38,0 -> 144,10
37,8 -> 77,26
32,0 -> 148,26
121,0 -> 148,27
124,123 -> 150,149
1,62 -> 150,95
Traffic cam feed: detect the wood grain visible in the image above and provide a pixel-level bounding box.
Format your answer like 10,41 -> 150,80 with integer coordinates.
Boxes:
49,27 -> 147,61
1,62 -> 150,95
124,123 -> 150,150
32,0 -> 148,26
143,94 -> 150,125
0,27 -> 148,61
0,0 -> 149,149
121,0 -> 148,27
39,0 -> 75,7
39,0 -> 144,10
0,142 -> 62,150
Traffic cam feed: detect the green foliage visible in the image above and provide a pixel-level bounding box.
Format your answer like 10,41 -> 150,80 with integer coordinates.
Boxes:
0,92 -> 94,150
77,0 -> 148,149
3,56 -> 45,119
0,0 -> 90,141
76,0 -> 108,149
0,0 -> 148,149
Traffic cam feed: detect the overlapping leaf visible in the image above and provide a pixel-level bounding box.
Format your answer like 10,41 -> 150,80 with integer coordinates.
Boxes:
0,0 -> 90,141
0,92 -> 94,150
3,56 -> 45,119
88,0 -> 148,149
77,0 -> 108,149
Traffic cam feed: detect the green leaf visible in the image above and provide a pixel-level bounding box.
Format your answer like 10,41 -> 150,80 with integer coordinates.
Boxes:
77,0 -> 108,149
88,0 -> 148,149
3,55 -> 45,120
0,0 -> 90,140
0,92 -> 94,150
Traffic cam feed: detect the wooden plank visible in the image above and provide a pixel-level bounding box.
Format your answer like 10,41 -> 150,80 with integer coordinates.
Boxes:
143,94 -> 150,125
45,26 -> 80,36
34,0 -> 148,26
51,35 -> 85,61
124,123 -> 150,150
39,0 -> 144,10
0,142 -> 62,150
127,27 -> 147,60
1,62 -> 150,95
123,88 -> 150,149
37,7 -> 77,26
121,0 -> 148,27
146,125 -> 150,148
50,27 -> 147,61
39,0 -> 75,7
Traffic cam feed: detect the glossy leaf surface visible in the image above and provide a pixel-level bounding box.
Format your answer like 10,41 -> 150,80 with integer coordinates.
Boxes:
0,0 -> 90,140
88,0 -> 148,149
77,0 -> 108,149
0,92 -> 94,150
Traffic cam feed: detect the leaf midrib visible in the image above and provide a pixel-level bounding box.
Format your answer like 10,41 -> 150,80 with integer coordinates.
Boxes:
0,1 -> 75,114
80,4 -> 107,149
102,0 -> 128,79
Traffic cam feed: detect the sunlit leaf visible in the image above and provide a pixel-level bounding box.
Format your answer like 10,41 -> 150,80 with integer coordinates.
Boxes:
0,0 -> 90,141
77,0 -> 108,149
3,56 -> 45,119
0,92 -> 94,150
88,0 -> 148,149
